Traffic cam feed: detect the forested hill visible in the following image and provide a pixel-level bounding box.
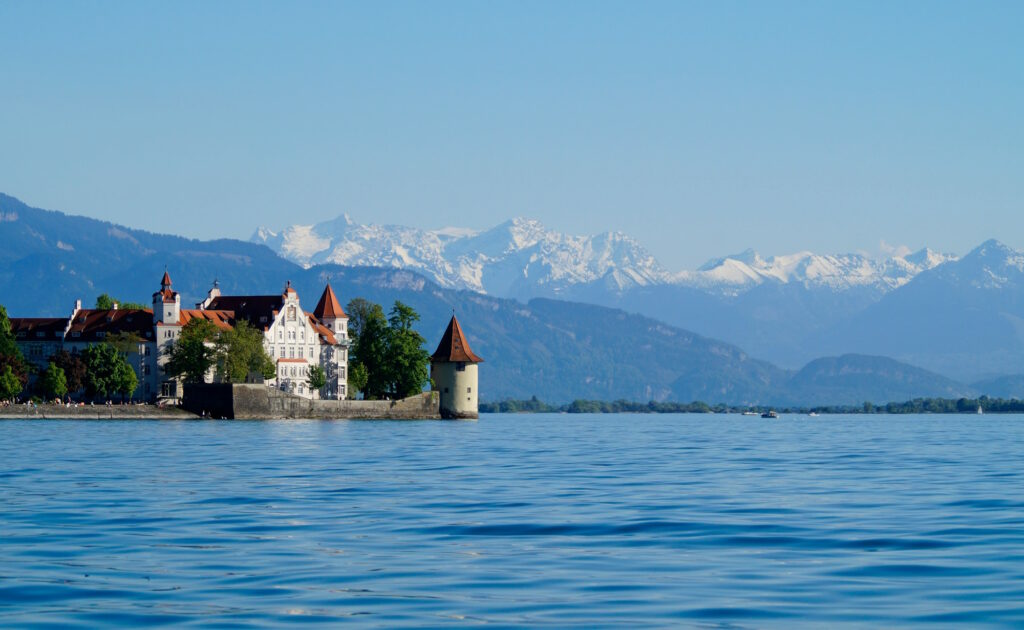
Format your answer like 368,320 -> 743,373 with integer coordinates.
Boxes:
0,193 -> 994,404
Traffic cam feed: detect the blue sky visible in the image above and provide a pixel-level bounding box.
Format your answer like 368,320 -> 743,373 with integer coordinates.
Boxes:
1,1 -> 1021,268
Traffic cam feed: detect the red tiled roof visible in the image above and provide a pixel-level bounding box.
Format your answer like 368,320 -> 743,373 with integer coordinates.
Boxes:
178,309 -> 235,330
65,309 -> 155,342
306,313 -> 338,345
9,318 -> 67,339
313,284 -> 346,319
161,271 -> 172,287
431,315 -> 483,363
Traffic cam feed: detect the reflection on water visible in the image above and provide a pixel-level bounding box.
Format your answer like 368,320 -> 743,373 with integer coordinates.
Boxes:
1,414 -> 1024,627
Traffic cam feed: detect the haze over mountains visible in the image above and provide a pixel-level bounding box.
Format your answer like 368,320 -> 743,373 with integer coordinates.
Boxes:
4,192 -> 1024,404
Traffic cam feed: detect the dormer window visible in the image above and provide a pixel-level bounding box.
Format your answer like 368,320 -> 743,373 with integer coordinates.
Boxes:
72,331 -> 81,338
96,332 -> 106,339
36,331 -> 45,338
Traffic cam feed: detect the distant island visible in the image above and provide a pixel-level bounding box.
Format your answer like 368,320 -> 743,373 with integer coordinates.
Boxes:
482,396 -> 1024,415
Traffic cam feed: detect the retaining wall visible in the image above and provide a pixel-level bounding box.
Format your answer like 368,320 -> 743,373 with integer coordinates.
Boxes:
183,384 -> 442,420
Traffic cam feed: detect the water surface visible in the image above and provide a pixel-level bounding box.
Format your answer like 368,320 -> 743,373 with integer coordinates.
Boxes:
2,414 -> 1023,627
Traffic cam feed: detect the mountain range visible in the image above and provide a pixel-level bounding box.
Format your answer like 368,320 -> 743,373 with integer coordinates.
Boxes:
256,214 -> 1024,381
3,192 -> 1024,404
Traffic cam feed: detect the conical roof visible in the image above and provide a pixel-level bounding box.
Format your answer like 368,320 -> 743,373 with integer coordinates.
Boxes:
431,315 -> 483,363
313,284 -> 345,319
161,271 -> 172,287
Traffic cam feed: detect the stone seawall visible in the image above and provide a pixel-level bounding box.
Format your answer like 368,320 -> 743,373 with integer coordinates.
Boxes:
183,384 -> 443,420
0,404 -> 198,420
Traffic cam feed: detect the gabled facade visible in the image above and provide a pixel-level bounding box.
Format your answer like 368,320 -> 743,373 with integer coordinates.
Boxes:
10,272 -> 350,402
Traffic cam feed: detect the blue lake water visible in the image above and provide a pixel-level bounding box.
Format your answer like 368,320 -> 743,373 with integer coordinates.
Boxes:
2,414 -> 1024,627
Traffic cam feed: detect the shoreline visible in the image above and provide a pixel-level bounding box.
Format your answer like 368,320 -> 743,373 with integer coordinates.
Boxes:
0,404 -> 200,420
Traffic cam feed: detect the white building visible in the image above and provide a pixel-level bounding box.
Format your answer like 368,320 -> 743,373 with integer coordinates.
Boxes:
12,271 -> 350,402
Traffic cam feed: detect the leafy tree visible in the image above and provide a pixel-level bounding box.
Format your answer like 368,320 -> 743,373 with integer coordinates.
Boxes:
113,360 -> 138,402
107,331 -> 143,356
307,365 -> 327,393
0,365 -> 22,401
347,362 -> 368,399
351,301 -> 390,399
80,343 -> 125,399
348,299 -> 430,399
0,305 -> 28,389
96,294 -> 148,310
344,297 -> 377,345
50,350 -> 86,394
165,319 -> 219,383
39,362 -> 68,400
95,294 -> 116,310
385,301 -> 430,399
216,320 -> 275,382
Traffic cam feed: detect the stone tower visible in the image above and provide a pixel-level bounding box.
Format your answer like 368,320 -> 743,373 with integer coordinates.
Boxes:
430,314 -> 483,419
152,270 -> 181,325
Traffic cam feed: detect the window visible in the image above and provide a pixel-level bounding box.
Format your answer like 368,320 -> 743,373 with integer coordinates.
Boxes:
467,387 -> 472,394
35,331 -> 44,338
300,330 -> 304,340
456,362 -> 466,372
278,329 -> 283,340
444,387 -> 449,393
309,347 -> 313,358
289,347 -> 294,359
260,316 -> 267,323
279,346 -> 285,356
269,347 -> 274,356
298,347 -> 303,359
287,305 -> 297,321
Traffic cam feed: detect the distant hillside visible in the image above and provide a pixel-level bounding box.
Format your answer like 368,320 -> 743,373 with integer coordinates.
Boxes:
781,354 -> 974,406
0,194 -> 787,404
972,374 -> 1024,399
3,192 -> 1014,406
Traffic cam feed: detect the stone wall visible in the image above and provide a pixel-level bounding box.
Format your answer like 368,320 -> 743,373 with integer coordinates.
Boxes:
0,404 -> 198,420
183,383 -> 442,420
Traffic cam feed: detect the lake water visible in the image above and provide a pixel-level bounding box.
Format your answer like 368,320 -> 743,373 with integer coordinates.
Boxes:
2,414 -> 1024,627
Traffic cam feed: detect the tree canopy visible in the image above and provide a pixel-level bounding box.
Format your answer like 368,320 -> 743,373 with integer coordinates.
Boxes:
165,319 -> 219,383
96,294 -> 148,310
216,320 -> 275,383
347,298 -> 430,400
80,343 -> 135,400
39,362 -> 68,400
0,305 -> 27,399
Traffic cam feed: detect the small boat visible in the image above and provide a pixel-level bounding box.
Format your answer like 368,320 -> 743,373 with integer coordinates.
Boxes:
741,411 -> 758,416
761,410 -> 778,419
808,412 -> 819,417
977,405 -> 984,415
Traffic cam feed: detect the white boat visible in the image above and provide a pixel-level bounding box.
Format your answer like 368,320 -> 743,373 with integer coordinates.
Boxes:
761,410 -> 779,419
741,411 -> 758,416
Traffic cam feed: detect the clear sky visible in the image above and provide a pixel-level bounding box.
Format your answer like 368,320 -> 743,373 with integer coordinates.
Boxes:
1,1 -> 1021,269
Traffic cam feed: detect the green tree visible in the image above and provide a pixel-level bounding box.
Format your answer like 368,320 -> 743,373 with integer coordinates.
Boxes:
0,365 -> 22,401
344,297 -> 377,345
385,301 -> 430,398
95,293 -> 116,310
0,305 -> 29,390
50,350 -> 86,394
80,343 -> 125,399
307,365 -> 327,393
112,360 -> 138,402
347,362 -> 368,399
96,294 -> 148,310
39,362 -> 68,400
351,301 -> 390,399
165,319 -> 219,383
216,320 -> 275,382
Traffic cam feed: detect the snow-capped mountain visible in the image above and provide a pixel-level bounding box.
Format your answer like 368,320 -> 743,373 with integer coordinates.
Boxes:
252,214 -> 958,299
252,216 -> 668,298
677,248 -> 957,295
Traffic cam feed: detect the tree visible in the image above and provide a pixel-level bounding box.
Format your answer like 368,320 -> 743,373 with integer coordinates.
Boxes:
215,320 -> 275,383
112,360 -> 138,402
165,319 -> 219,383
0,365 -> 21,401
347,362 -> 368,399
351,301 -> 390,399
81,343 -> 125,399
345,297 -> 377,345
96,294 -> 148,310
307,365 -> 327,393
385,301 -> 430,399
50,350 -> 86,394
39,362 -> 68,400
107,331 -> 142,357
0,305 -> 28,390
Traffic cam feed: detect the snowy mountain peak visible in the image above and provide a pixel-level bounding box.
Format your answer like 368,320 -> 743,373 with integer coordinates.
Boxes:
253,213 -> 964,300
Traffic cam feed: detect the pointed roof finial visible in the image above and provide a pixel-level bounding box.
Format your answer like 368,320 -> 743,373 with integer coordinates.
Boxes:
213,277 -> 219,289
